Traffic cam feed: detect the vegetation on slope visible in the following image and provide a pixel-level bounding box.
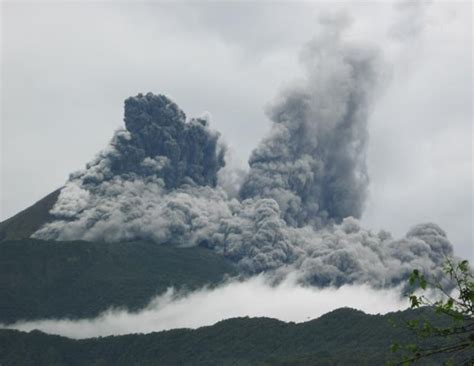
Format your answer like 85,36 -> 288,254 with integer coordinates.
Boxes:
390,258 -> 474,365
0,308 -> 454,366
0,239 -> 237,324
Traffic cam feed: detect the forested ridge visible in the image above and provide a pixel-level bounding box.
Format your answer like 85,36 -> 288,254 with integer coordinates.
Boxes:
0,308 -> 455,365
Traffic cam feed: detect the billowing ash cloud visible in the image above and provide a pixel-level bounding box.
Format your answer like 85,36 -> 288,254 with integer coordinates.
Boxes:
33,18 -> 453,289
240,19 -> 383,228
74,93 -> 225,190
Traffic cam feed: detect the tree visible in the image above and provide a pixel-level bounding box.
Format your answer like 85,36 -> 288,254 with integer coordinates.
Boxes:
390,258 -> 474,365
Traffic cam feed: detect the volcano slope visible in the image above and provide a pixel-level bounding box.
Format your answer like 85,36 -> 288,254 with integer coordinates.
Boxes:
0,189 -> 60,242
0,238 -> 237,324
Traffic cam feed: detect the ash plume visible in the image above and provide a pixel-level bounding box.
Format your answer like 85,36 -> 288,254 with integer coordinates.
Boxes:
74,93 -> 225,190
33,18 -> 453,289
240,19 -> 383,228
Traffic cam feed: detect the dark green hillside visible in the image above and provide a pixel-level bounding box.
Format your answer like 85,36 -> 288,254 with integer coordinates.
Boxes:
0,189 -> 60,241
0,239 -> 237,324
0,308 -> 454,366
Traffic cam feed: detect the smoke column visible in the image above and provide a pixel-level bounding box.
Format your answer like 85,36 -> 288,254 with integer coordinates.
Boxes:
241,18 -> 383,228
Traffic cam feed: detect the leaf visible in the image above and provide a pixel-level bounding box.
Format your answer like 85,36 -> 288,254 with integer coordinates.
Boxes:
407,319 -> 419,330
458,260 -> 469,273
409,270 -> 418,286
469,289 -> 474,303
391,342 -> 399,353
420,275 -> 427,290
409,295 -> 420,308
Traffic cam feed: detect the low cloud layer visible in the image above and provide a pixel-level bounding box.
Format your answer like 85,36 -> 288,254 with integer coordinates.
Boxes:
4,276 -> 408,339
32,15 -> 453,288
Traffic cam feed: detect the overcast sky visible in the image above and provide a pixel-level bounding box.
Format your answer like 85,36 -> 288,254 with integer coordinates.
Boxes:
1,1 -> 472,260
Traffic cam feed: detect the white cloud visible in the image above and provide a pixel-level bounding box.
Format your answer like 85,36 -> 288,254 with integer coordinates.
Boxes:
4,276 -> 408,339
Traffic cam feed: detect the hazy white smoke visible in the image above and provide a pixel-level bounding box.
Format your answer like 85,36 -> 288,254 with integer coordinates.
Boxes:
33,15 -> 453,289
4,276 -> 408,339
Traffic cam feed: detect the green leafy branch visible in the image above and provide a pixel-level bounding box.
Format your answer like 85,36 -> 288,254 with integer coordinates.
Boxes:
388,258 -> 474,365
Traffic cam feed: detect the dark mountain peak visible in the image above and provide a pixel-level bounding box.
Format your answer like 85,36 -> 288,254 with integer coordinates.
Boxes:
0,189 -> 61,242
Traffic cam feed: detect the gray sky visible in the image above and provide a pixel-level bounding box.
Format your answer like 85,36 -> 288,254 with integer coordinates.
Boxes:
1,1 -> 472,260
